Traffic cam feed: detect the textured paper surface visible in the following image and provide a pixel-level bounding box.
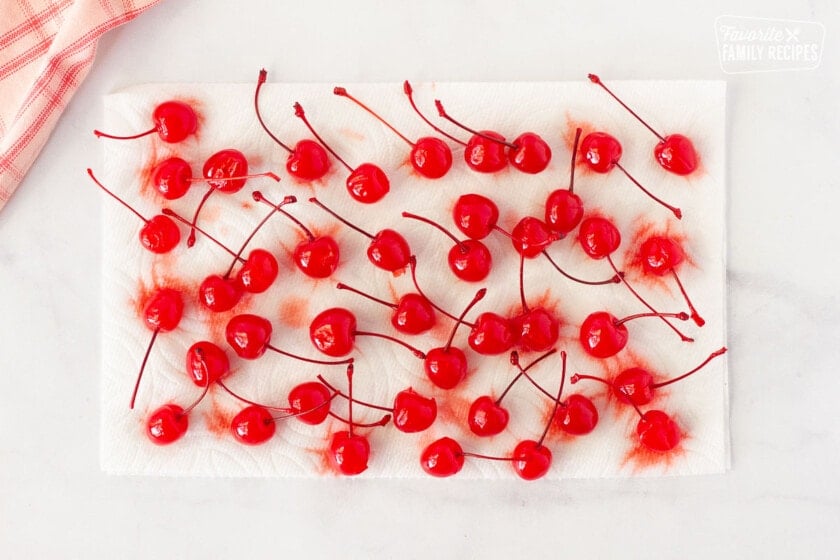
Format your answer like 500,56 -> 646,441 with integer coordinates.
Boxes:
100,80 -> 727,478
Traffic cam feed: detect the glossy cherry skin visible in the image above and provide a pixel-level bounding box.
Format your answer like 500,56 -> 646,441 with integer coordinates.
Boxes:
294,236 -> 340,279
346,163 -> 389,203
330,431 -> 370,475
511,307 -> 559,352
203,149 -> 248,194
468,313 -> 516,355
199,275 -> 243,312
448,239 -> 492,282
393,389 -> 437,433
423,346 -> 467,389
368,229 -> 411,272
185,341 -> 230,387
580,132 -> 622,173
637,410 -> 680,452
512,440 -> 552,480
231,405 -> 276,445
453,193 -> 499,240
152,157 -> 192,200
613,368 -> 655,406
545,189 -> 584,235
555,394 -> 599,435
579,216 -> 621,259
508,132 -> 551,174
143,288 -> 184,332
511,217 -> 557,258
421,437 -> 465,477
579,311 -> 628,358
140,215 -> 181,254
468,396 -> 509,437
288,381 -> 332,425
655,134 -> 698,175
391,293 -> 436,335
411,137 -> 453,179
309,308 -> 356,357
152,101 -> 197,143
639,236 -> 684,276
236,249 -> 279,293
464,131 -> 508,173
225,314 -> 272,360
146,404 -> 188,445
287,139 -> 330,181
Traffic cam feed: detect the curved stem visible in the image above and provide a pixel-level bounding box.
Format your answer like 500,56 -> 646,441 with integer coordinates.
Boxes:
444,288 -> 486,351
293,102 -> 353,172
254,191 -> 315,241
336,282 -> 396,309
129,329 -> 159,409
671,269 -> 705,327
569,373 -> 612,387
542,250 -> 621,285
265,343 -> 354,366
408,256 -> 463,323
316,375 -> 392,412
328,411 -> 391,428
614,162 -> 682,219
334,86 -> 413,146
87,168 -> 147,223
161,208 -> 242,261
496,348 -> 557,405
588,74 -> 665,141
435,100 -> 517,149
254,69 -> 293,153
94,127 -> 156,141
309,197 -> 373,239
187,186 -> 216,247
224,194 -> 296,278
537,350 -> 567,446
403,81 -> 466,146
181,380 -> 211,416
461,452 -> 513,462
652,347 -> 727,389
354,331 -> 426,359
614,311 -> 688,328
568,127 -> 582,194
402,211 -> 466,251
518,252 -> 529,312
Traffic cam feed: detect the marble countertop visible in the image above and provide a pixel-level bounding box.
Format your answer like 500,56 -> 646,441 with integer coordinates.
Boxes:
1,0 -> 838,557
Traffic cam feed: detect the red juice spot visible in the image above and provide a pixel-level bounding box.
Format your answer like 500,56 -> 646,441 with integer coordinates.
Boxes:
137,142 -> 162,199
434,389 -> 474,427
241,201 -> 253,210
203,392 -> 234,438
339,127 -> 365,142
278,296 -> 309,329
390,266 -> 407,278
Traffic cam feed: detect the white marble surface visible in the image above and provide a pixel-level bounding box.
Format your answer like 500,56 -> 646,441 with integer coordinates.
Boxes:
1,0 -> 838,557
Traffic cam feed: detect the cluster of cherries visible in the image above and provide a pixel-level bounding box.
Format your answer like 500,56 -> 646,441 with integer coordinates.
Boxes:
92,71 -> 724,479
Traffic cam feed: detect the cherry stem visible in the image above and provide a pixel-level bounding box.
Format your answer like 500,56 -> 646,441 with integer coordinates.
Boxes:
187,172 -> 281,184
218,378 -> 338,416
518,252 -> 529,312
254,191 -> 315,241
86,168 -> 147,223
537,350 -> 567,447
346,363 -> 355,435
652,346 -> 727,389
334,86 -> 413,146
186,187 -> 215,247
671,269 -> 705,327
265,343 -> 354,366
614,162 -> 682,219
354,331 -> 426,359
435,100 -> 517,149
329,411 -> 391,428
542,250 -> 622,285
615,311 -> 689,328
569,373 -> 611,387
607,255 -> 693,342
627,395 -> 645,418
460,452 -> 513,462
496,348 -> 557,405
254,69 -> 293,153
444,288 -> 486,351
588,74 -> 665,142
316,375 -> 392,413
161,208 -> 242,261
94,126 -> 156,141
129,329 -> 158,409
408,256 -> 463,324
309,197 -> 373,239
293,102 -> 353,172
223,194 -> 296,278
403,81 -> 466,146
270,396 -> 337,421
180,378 -> 211,417
568,127 -> 582,194
336,282 -> 396,309
402,211 -> 467,252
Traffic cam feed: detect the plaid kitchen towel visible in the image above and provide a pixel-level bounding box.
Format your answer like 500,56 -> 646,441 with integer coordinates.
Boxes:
0,0 -> 163,213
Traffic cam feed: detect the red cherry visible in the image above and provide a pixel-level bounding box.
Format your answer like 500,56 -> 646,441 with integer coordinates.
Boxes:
334,86 -> 453,179
555,394 -> 598,435
309,307 -> 425,359
420,437 -> 465,477
146,404 -> 188,445
423,288 -> 486,389
199,275 -> 243,312
336,282 -> 435,335
511,440 -> 552,481
468,312 -> 516,355
330,431 -> 370,475
579,310 -> 689,358
468,396 -> 510,437
403,211 -> 492,282
453,193 -> 500,240
545,127 -> 584,235
152,157 -> 192,200
636,410 -> 681,452
579,216 -> 622,259
225,314 -> 272,360
95,100 -> 197,143
639,236 -> 704,326
185,341 -> 230,387
512,307 -> 559,353
230,405 -> 276,445
581,131 -> 622,173
310,197 -> 410,272
392,388 -> 437,433
588,74 -> 698,175
288,381 -> 333,425
509,216 -> 558,258
87,169 -> 181,254
508,132 -> 552,174
236,249 -> 279,294
294,102 -> 390,203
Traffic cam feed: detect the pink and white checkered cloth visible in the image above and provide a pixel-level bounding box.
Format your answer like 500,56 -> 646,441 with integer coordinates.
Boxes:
0,0 -> 162,213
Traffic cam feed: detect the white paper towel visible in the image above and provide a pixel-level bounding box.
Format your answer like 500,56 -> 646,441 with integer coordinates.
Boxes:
99,80 -> 727,478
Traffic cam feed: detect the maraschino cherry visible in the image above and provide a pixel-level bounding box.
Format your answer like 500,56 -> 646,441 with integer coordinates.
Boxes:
309,307 -> 426,359
294,102 -> 390,203
309,197 -> 410,273
150,156 -> 277,202
254,69 -> 331,181
95,100 -> 197,143
571,346 -> 727,406
510,252 -> 559,352
435,99 -> 551,174
545,127 -> 584,235
336,281 -> 436,335
145,382 -> 210,445
452,193 -> 500,240
288,381 -> 335,425
424,288 -> 486,389
87,168 -> 180,254
334,86 -> 452,179
254,192 -> 340,279
588,74 -> 698,175
402,211 -> 492,282
498,216 -> 559,259
185,341 -> 230,387
638,235 -> 705,326
130,288 -> 184,409
579,310 -> 690,359
635,409 -> 682,452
